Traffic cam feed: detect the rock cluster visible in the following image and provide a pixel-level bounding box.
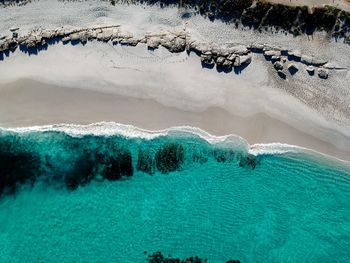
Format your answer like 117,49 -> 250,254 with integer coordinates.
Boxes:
147,251 -> 206,263
0,25 -> 343,80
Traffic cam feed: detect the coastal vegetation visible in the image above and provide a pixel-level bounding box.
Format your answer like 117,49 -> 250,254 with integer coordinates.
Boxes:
115,0 -> 350,41
0,130 -> 258,196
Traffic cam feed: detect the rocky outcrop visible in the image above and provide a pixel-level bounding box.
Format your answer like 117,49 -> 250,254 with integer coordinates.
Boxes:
0,24 -> 345,80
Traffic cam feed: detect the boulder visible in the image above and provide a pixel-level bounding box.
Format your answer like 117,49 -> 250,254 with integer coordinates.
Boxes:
277,70 -> 287,79
301,55 -> 327,66
201,54 -> 214,67
287,49 -> 302,59
250,43 -> 264,52
229,45 -> 249,55
318,68 -> 329,79
311,58 -> 327,66
147,36 -> 161,49
233,56 -> 241,67
273,61 -> 284,70
70,33 -> 81,42
61,36 -> 71,44
25,35 -> 38,47
264,50 -> 281,57
117,31 -> 133,39
216,56 -> 226,66
288,63 -> 299,74
306,66 -> 315,75
120,38 -> 139,46
169,37 -> 186,52
191,41 -> 211,54
240,55 -> 252,65
222,59 -> 233,68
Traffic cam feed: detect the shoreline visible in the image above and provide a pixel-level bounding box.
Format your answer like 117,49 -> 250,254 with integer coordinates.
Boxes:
1,1 -> 349,163
1,79 -> 350,162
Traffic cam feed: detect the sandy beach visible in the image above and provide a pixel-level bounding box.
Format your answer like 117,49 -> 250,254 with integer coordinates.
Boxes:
0,78 -> 349,161
0,0 -> 350,161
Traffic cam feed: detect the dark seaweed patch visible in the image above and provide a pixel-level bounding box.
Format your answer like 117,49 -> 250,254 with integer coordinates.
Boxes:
103,149 -> 133,180
137,149 -> 156,175
64,150 -> 96,190
155,143 -> 184,173
147,251 -> 206,263
239,154 -> 259,170
0,140 -> 40,195
213,148 -> 236,163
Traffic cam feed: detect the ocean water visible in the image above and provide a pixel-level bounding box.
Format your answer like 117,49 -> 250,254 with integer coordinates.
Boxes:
0,125 -> 349,263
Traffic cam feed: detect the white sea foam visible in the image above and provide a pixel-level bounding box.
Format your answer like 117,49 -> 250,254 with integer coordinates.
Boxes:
3,122 -> 350,168
1,122 -> 302,154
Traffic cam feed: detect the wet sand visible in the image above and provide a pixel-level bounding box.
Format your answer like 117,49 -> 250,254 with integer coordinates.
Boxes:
1,79 -> 349,161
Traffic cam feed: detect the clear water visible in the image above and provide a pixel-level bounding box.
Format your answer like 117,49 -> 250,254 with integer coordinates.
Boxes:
0,130 -> 349,262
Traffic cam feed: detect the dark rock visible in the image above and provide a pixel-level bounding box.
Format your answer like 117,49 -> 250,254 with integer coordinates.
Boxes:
306,65 -> 315,75
273,61 -> 284,70
277,70 -> 287,79
155,143 -> 184,174
288,63 -> 299,75
318,68 -> 329,79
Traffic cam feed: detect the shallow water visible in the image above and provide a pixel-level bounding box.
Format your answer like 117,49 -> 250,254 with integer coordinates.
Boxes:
0,129 -> 349,262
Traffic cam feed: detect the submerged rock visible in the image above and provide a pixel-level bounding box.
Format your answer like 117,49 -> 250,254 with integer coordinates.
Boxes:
155,143 -> 184,174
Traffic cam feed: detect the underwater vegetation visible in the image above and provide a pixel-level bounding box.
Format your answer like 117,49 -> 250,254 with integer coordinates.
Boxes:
0,130 -> 258,196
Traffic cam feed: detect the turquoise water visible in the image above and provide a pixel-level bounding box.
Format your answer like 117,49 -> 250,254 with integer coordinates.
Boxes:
0,129 -> 350,262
